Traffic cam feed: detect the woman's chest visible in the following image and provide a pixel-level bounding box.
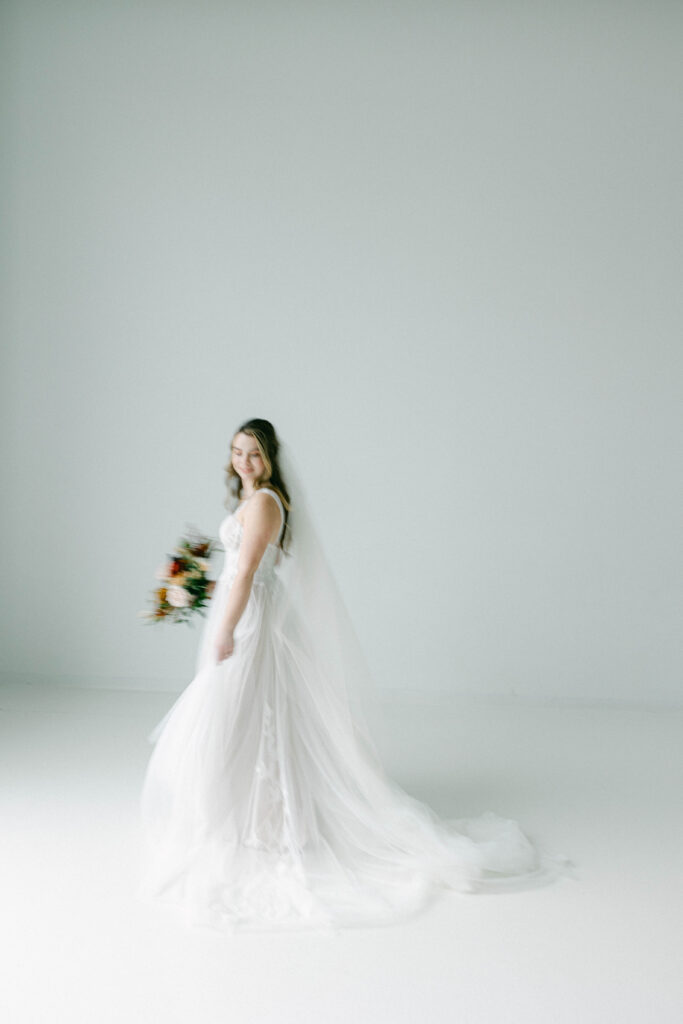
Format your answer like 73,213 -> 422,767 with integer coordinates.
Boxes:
219,514 -> 242,551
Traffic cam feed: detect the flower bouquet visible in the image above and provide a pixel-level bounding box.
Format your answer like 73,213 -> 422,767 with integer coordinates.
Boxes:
140,525 -> 221,625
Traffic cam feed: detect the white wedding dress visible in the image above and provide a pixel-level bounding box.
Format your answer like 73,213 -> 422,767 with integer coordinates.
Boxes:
138,488 -> 574,934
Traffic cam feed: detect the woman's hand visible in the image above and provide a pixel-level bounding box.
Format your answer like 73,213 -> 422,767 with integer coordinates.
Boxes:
215,628 -> 235,663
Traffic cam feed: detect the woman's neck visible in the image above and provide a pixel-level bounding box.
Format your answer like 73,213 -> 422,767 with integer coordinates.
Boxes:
239,481 -> 266,501
240,477 -> 273,501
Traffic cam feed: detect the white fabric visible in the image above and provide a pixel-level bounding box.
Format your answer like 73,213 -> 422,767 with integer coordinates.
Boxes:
138,457 -> 576,935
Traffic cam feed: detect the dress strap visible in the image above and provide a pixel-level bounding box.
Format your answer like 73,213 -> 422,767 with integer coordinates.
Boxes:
258,487 -> 286,543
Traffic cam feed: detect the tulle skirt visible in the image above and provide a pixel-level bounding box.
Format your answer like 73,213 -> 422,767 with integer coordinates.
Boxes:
137,576 -> 575,935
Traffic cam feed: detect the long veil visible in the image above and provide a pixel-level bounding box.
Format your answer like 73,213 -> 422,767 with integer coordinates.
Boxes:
272,440 -> 384,766
272,440 -> 576,894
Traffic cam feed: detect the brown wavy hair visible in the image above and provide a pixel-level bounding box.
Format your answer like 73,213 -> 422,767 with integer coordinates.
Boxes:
223,418 -> 291,552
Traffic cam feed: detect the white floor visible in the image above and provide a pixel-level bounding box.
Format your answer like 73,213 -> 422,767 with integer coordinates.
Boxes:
1,681 -> 681,1024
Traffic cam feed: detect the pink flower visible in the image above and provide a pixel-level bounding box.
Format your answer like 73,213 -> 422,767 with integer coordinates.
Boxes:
166,585 -> 191,608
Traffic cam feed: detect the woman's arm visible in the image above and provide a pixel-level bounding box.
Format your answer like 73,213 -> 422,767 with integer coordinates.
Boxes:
215,491 -> 281,661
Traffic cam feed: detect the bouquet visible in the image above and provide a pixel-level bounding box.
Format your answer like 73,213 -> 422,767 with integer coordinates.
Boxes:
140,525 -> 220,625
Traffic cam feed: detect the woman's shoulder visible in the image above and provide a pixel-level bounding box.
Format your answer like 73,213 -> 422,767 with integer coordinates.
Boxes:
235,490 -> 281,534
255,486 -> 284,508
248,487 -> 284,518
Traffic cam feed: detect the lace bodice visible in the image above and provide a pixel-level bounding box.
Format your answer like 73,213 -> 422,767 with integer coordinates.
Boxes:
217,488 -> 285,587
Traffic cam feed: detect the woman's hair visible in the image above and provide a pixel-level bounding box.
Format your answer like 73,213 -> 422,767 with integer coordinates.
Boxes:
223,418 -> 291,552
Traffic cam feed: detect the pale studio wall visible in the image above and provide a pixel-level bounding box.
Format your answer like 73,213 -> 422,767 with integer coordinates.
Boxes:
2,1 -> 681,703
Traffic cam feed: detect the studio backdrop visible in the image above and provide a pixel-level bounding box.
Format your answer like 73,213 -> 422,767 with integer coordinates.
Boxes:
2,0 -> 680,705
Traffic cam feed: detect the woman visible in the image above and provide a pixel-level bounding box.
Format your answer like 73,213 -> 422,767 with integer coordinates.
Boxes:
138,418 -> 575,934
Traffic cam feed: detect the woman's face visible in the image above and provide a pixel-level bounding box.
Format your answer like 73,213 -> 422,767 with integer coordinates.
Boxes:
231,432 -> 266,483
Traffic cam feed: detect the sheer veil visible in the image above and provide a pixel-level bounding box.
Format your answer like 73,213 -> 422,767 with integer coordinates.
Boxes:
272,441 -> 576,893
273,439 -> 385,764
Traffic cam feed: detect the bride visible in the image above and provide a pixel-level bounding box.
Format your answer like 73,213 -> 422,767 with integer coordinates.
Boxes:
138,418 -> 575,934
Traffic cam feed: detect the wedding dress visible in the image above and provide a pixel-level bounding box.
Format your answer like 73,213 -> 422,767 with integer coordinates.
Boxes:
138,485 -> 575,935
